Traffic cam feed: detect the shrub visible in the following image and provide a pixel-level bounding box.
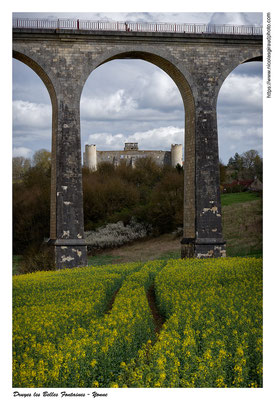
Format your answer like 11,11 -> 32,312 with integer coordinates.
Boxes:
85,219 -> 150,252
83,172 -> 140,230
147,171 -> 184,234
13,181 -> 50,254
19,243 -> 55,274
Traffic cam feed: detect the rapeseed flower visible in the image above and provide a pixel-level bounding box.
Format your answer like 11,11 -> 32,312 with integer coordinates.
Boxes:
13,258 -> 262,388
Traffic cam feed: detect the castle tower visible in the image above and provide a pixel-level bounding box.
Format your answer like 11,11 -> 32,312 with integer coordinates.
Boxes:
124,143 -> 138,151
171,144 -> 183,167
85,144 -> 97,171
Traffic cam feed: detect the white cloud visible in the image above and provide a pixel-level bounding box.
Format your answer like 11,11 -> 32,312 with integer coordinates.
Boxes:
13,147 -> 33,158
13,100 -> 51,129
81,89 -> 137,120
81,60 -> 183,120
217,67 -> 263,163
218,74 -> 262,109
87,126 -> 184,152
81,89 -> 182,123
12,99 -> 52,150
135,70 -> 183,111
209,12 -> 262,26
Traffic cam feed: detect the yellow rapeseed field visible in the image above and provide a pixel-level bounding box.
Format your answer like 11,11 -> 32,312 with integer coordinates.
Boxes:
13,257 -> 262,388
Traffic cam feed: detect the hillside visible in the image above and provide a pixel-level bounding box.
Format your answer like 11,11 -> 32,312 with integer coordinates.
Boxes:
87,192 -> 262,265
222,197 -> 262,257
12,192 -> 262,273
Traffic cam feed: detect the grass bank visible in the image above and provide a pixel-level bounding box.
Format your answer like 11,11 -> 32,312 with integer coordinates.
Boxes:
222,196 -> 262,257
221,191 -> 260,206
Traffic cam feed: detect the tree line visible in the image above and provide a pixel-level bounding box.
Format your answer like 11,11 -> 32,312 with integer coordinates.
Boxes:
13,148 -> 262,257
219,149 -> 263,192
13,151 -> 184,256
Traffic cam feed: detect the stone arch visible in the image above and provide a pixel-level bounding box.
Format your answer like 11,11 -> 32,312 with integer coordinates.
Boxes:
13,50 -> 57,107
216,53 -> 263,170
81,48 -> 196,107
12,50 -> 58,239
80,49 -> 197,239
215,52 -> 263,101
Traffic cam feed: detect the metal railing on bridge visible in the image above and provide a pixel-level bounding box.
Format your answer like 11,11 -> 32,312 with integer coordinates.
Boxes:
12,18 -> 263,36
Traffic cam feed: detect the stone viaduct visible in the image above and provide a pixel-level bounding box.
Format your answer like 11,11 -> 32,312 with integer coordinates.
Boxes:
12,21 -> 263,268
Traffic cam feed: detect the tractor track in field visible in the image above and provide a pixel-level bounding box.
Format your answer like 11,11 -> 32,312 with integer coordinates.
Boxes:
146,284 -> 166,335
105,282 -> 166,337
105,287 -> 121,314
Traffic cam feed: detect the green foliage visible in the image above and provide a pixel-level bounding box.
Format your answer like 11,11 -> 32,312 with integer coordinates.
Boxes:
13,180 -> 51,254
13,147 -> 262,259
219,160 -> 227,185
13,150 -> 51,255
13,255 -> 24,275
32,148 -> 51,170
147,171 -> 184,233
83,172 -> 140,230
222,197 -> 262,258
83,159 -> 183,235
227,150 -> 262,181
97,161 -> 115,176
19,243 -> 55,274
12,156 -> 31,183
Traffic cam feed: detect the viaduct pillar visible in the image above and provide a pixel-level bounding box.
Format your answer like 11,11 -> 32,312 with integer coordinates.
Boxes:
182,85 -> 226,258
50,92 -> 87,268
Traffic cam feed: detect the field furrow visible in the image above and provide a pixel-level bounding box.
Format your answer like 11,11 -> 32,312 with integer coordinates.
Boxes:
13,258 -> 262,388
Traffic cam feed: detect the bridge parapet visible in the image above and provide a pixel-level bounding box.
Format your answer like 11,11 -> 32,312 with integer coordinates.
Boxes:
12,18 -> 263,36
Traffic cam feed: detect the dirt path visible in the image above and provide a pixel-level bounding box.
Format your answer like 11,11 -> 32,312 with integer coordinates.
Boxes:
99,233 -> 181,264
88,199 -> 262,265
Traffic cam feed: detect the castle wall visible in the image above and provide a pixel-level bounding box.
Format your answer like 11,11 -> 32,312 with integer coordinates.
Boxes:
96,149 -> 171,167
83,143 -> 183,169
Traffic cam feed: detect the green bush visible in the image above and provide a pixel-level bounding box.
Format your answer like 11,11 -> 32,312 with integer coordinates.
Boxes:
147,171 -> 184,234
13,177 -> 50,254
19,243 -> 55,274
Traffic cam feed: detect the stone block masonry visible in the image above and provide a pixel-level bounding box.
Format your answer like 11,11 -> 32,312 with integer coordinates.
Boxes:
13,27 -> 262,267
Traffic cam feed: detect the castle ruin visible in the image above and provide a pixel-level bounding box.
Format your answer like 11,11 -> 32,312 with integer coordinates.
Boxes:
83,143 -> 183,170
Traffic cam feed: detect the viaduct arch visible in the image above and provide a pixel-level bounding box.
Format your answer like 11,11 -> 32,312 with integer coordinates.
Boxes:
12,23 -> 263,268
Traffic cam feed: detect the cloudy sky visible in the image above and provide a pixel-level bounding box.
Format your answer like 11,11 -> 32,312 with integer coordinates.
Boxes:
12,11 -> 263,164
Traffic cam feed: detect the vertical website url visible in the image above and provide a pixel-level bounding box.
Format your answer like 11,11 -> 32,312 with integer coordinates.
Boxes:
266,12 -> 272,98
